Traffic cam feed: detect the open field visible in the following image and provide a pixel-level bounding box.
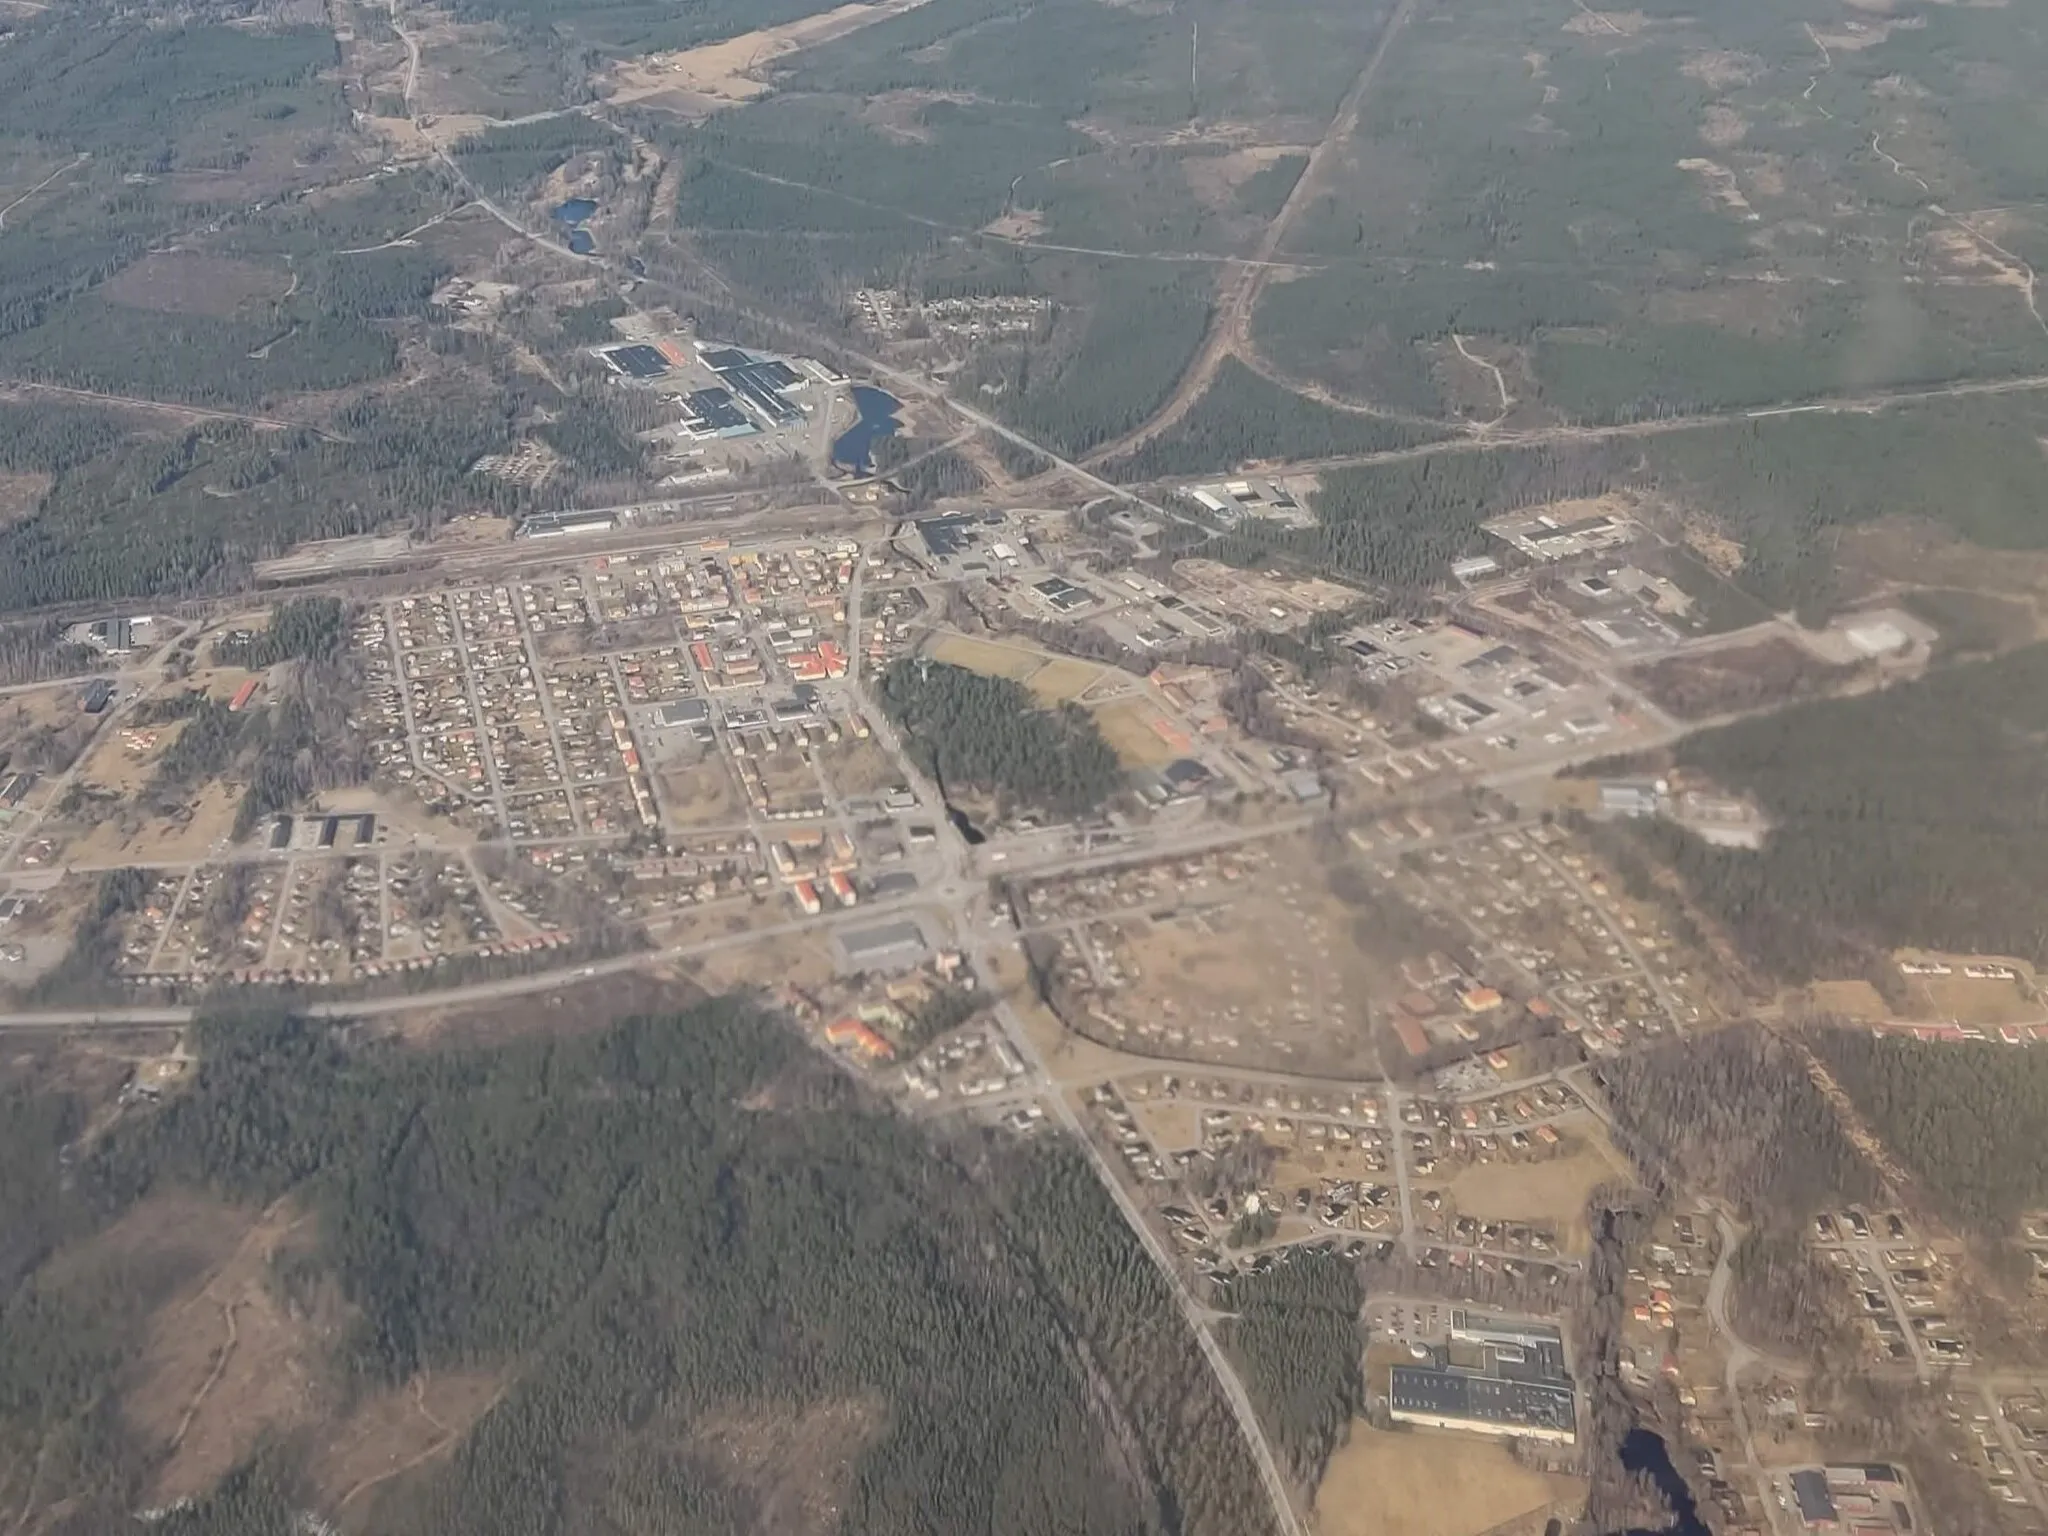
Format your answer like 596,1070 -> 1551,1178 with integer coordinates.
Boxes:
1314,1422 -> 1584,1536
1026,657 -> 1103,705
101,253 -> 288,319
1090,698 -> 1185,768
929,633 -> 1050,683
604,0 -> 935,114
1444,1125 -> 1630,1255
104,1196 -> 323,1505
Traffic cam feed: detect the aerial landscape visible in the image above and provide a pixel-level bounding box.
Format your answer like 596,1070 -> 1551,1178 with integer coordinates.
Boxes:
4,0 -> 2048,1531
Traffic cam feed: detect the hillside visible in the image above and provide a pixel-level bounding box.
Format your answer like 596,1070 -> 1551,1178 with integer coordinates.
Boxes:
0,1005 -> 1281,1536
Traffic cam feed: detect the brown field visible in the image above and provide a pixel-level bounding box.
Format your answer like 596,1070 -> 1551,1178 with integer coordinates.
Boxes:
1445,1124 -> 1631,1254
115,1197 -> 327,1505
101,253 -> 288,319
1314,1422 -> 1585,1536
1089,856 -> 1389,1074
1912,974 -> 2041,1027
1628,638 -> 1850,720
1130,1098 -> 1203,1152
658,756 -> 743,826
818,737 -> 903,798
1090,699 -> 1184,768
1807,978 -> 1891,1020
605,0 -> 935,114
1026,657 -> 1103,704
313,1372 -> 505,1517
685,1398 -> 881,1536
1182,143 -> 1311,210
0,468 -> 51,525
689,927 -> 839,992
75,714 -> 188,797
64,780 -> 244,867
929,633 -> 1048,682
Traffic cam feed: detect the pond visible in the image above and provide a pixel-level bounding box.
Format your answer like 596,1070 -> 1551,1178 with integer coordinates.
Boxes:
552,197 -> 597,225
830,385 -> 902,474
1613,1429 -> 1710,1536
566,229 -> 595,256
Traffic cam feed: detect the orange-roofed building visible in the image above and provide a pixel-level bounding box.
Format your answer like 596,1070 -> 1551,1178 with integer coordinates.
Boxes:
825,1017 -> 894,1061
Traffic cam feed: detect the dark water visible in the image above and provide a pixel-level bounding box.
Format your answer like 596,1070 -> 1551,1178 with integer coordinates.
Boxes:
945,805 -> 986,846
552,197 -> 597,225
566,228 -> 595,255
830,385 -> 902,473
1613,1429 -> 1710,1536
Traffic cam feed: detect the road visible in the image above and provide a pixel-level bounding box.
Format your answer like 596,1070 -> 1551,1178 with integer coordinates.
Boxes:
1704,1206 -> 1799,1536
1124,368 -> 2048,489
845,669 -> 1311,1536
1077,0 -> 1419,469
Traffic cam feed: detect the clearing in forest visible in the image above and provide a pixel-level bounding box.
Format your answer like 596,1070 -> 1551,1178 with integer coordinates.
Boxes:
605,0 -> 936,114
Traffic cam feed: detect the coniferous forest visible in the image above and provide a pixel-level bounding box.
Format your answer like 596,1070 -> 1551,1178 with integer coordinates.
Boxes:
0,1004 -> 1284,1536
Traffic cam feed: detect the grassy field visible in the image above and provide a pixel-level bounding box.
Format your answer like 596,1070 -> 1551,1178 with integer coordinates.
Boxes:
929,633 -> 1048,682
1444,1125 -> 1629,1255
1089,699 -> 1185,768
1314,1422 -> 1584,1536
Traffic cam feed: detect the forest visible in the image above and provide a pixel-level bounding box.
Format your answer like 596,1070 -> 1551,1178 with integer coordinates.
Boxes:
1815,1033 -> 2048,1237
1620,644 -> 2048,980
1102,360 -> 1442,483
876,659 -> 1124,815
0,1004 -> 1285,1536
1598,1026 -> 1877,1355
1219,1253 -> 1364,1485
1216,446 -> 1613,598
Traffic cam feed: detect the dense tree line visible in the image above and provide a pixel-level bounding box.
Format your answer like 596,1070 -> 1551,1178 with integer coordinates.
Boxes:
1105,359 -> 1442,482
553,295 -> 629,346
1638,401 -> 2048,621
1218,1252 -> 1364,1485
0,385 -> 540,609
872,436 -> 986,510
213,598 -> 349,670
1216,446 -> 1612,597
0,17 -> 337,165
451,118 -> 624,197
876,659 -> 1123,815
1816,1033 -> 2048,1236
0,1003 -> 1286,1536
1598,1026 -> 1880,1226
316,247 -> 451,321
961,266 -> 1213,459
1622,644 -> 2048,980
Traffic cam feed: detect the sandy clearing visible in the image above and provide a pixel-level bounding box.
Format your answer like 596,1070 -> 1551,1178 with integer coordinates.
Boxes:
605,0 -> 936,114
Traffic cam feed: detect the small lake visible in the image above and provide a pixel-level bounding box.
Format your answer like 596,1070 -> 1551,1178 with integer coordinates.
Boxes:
566,228 -> 596,256
1612,1429 -> 1710,1536
552,197 -> 597,225
830,385 -> 902,474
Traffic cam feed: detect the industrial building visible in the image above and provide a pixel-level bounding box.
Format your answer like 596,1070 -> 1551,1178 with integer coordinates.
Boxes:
518,509 -> 620,540
1387,1311 -> 1578,1444
601,343 -> 672,380
700,346 -> 807,427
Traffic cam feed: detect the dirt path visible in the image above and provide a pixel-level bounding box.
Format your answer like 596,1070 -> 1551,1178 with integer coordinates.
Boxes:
1451,332 -> 1512,421
0,381 -> 350,441
0,154 -> 88,233
1076,0 -> 1421,468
